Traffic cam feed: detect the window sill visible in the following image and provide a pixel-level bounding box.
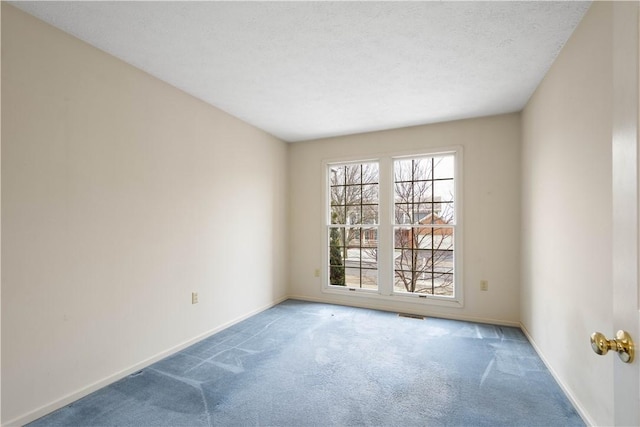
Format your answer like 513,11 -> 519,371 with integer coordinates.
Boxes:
321,286 -> 464,309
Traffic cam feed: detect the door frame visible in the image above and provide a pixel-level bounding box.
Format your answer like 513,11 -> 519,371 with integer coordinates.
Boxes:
612,2 -> 640,425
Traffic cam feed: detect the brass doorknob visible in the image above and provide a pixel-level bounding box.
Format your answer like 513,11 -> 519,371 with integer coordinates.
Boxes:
590,330 -> 634,363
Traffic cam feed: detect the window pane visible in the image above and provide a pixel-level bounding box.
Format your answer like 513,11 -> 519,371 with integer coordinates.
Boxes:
433,250 -> 454,273
394,249 -> 413,274
394,227 -> 412,249
431,202 -> 443,219
416,232 -> 431,249
362,184 -> 378,204
361,271 -> 378,289
362,229 -> 377,269
435,273 -> 454,292
328,225 -> 379,290
362,163 -> 379,184
394,181 -> 412,203
346,206 -> 361,225
328,227 -> 345,286
329,266 -> 346,286
344,185 -> 362,205
413,158 -> 433,180
410,231 -> 454,251
362,205 -> 378,224
395,270 -> 420,293
362,251 -> 378,270
413,181 -> 432,203
329,161 -> 389,228
394,159 -> 413,182
346,164 -> 361,184
415,203 -> 433,223
329,227 -> 344,245
439,202 -> 455,224
330,185 -> 345,206
362,228 -> 378,246
433,231 -> 454,251
414,249 -> 431,270
346,247 -> 361,262
345,227 -> 360,246
330,166 -> 345,186
331,206 -> 345,224
433,155 -> 455,180
395,204 -> 410,224
412,276 -> 435,294
345,269 -> 361,287
433,179 -> 454,203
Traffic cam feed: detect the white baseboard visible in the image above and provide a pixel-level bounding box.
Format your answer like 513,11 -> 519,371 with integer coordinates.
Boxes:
4,296 -> 288,427
288,294 -> 521,327
519,323 -> 594,427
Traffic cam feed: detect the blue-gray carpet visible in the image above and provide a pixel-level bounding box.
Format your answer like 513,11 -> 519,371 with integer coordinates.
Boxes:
28,300 -> 583,426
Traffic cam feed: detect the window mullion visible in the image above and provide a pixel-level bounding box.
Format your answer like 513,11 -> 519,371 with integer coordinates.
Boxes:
377,157 -> 393,296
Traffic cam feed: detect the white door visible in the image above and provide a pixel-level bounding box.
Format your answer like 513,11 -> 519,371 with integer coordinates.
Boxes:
611,2 -> 640,425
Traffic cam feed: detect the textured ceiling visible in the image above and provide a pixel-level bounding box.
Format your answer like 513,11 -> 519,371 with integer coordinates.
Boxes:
10,1 -> 591,142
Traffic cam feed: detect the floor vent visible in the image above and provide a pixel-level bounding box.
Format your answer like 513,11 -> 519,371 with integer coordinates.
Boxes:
398,313 -> 425,320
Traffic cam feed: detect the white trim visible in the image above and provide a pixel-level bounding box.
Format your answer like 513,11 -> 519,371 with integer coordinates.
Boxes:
290,294 -> 516,326
3,297 -> 288,427
321,285 -> 463,308
519,323 -> 594,427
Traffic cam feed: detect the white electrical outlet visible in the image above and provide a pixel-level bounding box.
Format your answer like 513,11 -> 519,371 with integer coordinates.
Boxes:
480,280 -> 489,291
314,269 -> 320,277
192,292 -> 199,304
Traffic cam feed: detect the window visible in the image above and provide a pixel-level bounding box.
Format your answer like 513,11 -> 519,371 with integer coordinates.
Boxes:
324,149 -> 461,305
328,163 -> 379,289
393,156 -> 455,296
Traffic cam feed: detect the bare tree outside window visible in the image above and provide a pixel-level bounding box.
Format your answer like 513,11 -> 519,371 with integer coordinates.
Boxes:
394,156 -> 455,296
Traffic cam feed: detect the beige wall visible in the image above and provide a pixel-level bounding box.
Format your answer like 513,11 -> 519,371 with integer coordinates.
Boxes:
288,114 -> 521,325
521,2 -> 613,425
1,5 -> 288,425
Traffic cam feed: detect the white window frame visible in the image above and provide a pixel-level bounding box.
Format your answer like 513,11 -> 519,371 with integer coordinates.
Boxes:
321,147 -> 463,309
